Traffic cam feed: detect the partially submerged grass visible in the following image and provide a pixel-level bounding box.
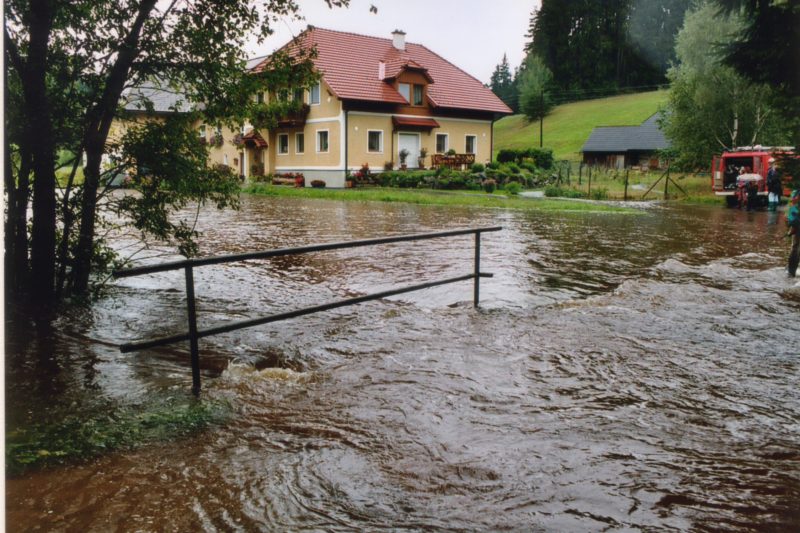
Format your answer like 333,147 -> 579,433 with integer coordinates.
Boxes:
6,396 -> 230,476
243,184 -> 638,213
547,168 -> 717,202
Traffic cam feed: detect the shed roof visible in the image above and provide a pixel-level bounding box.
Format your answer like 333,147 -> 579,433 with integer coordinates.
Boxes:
581,113 -> 670,153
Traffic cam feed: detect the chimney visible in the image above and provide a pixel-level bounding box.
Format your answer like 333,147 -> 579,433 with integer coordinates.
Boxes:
392,29 -> 406,51
378,61 -> 386,80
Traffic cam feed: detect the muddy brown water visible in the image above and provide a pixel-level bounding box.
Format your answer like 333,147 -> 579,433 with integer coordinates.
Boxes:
6,195 -> 800,531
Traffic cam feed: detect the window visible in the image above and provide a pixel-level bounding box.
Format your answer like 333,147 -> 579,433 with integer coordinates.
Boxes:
436,133 -> 448,154
413,84 -> 424,106
224,154 -> 229,166
278,88 -> 289,101
368,130 -> 383,153
295,132 -> 305,154
278,133 -> 289,155
398,83 -> 410,102
310,83 -> 320,105
465,135 -> 477,154
293,88 -> 304,103
257,92 -> 264,104
317,130 -> 329,153
198,124 -> 206,138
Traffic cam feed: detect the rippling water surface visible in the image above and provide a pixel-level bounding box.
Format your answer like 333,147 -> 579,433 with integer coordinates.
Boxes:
7,195 -> 800,531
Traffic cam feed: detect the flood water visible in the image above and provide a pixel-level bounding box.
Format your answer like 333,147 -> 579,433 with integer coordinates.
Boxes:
6,195 -> 800,531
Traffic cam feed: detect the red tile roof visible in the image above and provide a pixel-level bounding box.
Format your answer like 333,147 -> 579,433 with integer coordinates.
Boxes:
252,27 -> 511,115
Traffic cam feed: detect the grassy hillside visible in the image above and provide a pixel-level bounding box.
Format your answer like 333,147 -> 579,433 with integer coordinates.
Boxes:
493,90 -> 668,162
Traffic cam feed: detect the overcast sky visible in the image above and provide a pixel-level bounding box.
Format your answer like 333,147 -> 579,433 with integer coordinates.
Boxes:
246,0 -> 540,84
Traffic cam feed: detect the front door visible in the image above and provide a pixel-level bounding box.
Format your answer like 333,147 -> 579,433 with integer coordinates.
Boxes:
398,133 -> 420,169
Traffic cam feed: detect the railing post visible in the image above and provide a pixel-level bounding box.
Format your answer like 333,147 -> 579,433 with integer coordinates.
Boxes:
474,231 -> 481,307
184,263 -> 201,396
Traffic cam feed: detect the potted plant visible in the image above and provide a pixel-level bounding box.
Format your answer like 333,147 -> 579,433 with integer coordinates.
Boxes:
345,172 -> 355,188
293,173 -> 305,188
418,147 -> 428,169
399,148 -> 409,170
310,179 -> 326,188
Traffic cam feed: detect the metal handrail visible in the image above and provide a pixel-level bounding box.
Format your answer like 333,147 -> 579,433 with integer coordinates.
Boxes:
113,226 -> 502,395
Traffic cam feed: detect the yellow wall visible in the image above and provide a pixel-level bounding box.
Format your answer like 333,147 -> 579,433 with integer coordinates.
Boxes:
347,112 -> 493,170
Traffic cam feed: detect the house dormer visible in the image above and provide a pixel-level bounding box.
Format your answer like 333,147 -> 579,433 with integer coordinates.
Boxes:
382,60 -> 434,109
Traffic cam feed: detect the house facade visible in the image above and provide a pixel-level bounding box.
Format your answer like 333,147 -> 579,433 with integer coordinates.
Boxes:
116,27 -> 511,187
240,27 -> 511,187
581,114 -> 671,170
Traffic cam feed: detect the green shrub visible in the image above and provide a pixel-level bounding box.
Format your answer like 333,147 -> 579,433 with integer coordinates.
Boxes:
483,179 -> 497,193
505,182 -> 522,195
544,185 -> 584,198
486,161 -> 500,170
504,162 -> 521,174
496,148 -> 554,169
590,188 -> 609,200
470,163 -> 485,173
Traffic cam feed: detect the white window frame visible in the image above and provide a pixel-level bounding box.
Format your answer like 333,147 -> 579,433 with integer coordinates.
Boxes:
198,124 -> 206,138
292,87 -> 305,104
367,130 -> 384,153
465,134 -> 477,155
398,83 -> 411,103
277,133 -> 289,155
316,129 -> 329,153
310,82 -> 321,106
435,133 -> 449,154
223,154 -> 229,166
295,132 -> 305,155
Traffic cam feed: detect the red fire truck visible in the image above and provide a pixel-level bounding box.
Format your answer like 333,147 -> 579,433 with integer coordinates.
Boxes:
711,146 -> 795,207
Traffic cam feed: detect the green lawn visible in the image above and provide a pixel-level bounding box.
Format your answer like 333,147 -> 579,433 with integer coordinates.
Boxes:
243,184 -> 637,213
494,90 -> 669,162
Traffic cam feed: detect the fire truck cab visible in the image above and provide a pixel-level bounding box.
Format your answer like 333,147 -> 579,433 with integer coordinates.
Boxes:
711,146 -> 794,207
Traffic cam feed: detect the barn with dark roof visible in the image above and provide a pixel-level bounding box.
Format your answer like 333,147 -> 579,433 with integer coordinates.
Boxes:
581,114 -> 671,169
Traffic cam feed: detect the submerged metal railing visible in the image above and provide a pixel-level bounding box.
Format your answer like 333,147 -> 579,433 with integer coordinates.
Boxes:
113,226 -> 502,395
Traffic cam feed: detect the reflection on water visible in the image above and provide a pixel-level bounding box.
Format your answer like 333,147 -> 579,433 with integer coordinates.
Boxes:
6,196 -> 800,531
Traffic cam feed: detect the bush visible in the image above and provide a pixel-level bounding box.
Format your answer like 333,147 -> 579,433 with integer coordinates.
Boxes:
590,188 -> 609,200
483,179 -> 497,193
496,148 -> 554,169
310,179 -> 326,188
486,161 -> 500,170
544,185 -> 584,198
504,162 -> 521,174
505,182 -> 522,195
471,163 -> 485,173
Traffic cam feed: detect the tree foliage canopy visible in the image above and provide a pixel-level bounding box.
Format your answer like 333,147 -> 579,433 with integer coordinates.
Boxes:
526,0 -> 689,96
663,1 -> 789,169
4,0 -> 346,307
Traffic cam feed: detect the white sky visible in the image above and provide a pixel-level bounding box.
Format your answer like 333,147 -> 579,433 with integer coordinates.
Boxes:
246,0 -> 540,84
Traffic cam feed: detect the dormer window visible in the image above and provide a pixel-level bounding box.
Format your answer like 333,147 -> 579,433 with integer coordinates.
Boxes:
413,84 -> 424,105
398,83 -> 410,102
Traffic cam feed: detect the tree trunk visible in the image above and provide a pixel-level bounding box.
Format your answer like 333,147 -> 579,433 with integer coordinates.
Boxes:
71,0 -> 157,294
26,0 -> 57,304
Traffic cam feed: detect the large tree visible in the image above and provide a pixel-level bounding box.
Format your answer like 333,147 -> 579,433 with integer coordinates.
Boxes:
5,0 -> 345,308
517,55 -> 554,121
489,54 -> 518,113
526,0 -> 689,97
663,1 -> 789,169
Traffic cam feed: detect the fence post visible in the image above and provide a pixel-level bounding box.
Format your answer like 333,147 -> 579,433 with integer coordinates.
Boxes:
624,168 -> 629,201
588,166 -> 592,197
184,263 -> 201,396
474,231 -> 481,307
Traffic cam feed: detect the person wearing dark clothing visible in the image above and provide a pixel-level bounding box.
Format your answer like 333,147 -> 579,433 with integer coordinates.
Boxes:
746,179 -> 759,211
788,190 -> 800,277
766,158 -> 782,211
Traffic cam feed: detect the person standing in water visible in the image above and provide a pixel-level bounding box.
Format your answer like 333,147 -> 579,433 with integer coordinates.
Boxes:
788,189 -> 800,277
766,158 -> 782,212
